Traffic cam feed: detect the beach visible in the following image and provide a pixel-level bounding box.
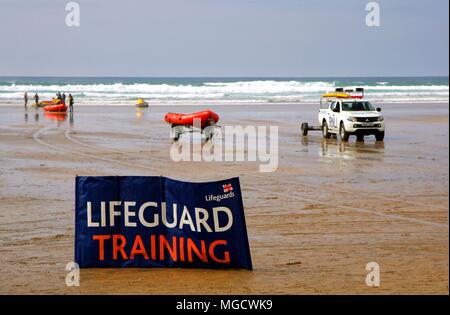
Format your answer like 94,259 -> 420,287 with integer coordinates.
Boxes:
0,102 -> 448,294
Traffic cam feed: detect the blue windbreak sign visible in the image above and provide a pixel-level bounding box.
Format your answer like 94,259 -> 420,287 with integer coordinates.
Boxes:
75,176 -> 252,269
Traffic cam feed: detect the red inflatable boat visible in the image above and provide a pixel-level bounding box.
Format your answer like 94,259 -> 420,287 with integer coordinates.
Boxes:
43,103 -> 68,112
164,110 -> 219,128
39,99 -> 64,107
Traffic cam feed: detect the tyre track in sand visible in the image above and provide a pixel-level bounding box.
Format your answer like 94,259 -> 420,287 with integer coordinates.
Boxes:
66,128 -> 448,213
33,126 -> 163,174
32,126 -> 449,230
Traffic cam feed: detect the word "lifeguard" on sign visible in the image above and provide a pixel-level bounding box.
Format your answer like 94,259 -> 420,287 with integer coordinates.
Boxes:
86,201 -> 234,232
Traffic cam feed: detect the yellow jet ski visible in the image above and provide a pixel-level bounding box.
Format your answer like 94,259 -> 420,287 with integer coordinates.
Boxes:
136,98 -> 149,108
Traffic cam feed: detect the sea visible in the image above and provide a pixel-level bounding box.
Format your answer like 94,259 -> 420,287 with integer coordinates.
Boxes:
0,76 -> 448,105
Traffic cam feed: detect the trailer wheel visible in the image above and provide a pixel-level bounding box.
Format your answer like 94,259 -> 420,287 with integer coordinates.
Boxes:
204,130 -> 213,141
301,123 -> 309,136
172,132 -> 180,141
171,126 -> 181,141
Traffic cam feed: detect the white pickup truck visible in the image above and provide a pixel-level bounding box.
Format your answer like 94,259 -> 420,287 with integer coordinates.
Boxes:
318,98 -> 385,141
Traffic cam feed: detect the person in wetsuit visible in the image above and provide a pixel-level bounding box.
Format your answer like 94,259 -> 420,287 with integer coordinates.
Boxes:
34,93 -> 39,108
68,94 -> 74,112
24,91 -> 28,109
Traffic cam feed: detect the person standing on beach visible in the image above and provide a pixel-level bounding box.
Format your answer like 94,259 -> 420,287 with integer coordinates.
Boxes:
34,93 -> 39,108
62,93 -> 66,104
24,91 -> 28,109
68,94 -> 74,112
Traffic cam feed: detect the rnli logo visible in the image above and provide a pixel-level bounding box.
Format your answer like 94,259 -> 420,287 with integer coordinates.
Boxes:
223,184 -> 233,193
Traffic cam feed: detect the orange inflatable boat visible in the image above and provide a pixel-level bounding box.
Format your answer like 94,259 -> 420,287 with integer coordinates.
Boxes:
39,99 -> 64,107
43,103 -> 68,112
164,110 -> 219,128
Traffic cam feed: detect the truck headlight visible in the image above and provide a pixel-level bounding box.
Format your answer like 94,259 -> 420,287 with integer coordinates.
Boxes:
377,116 -> 384,121
347,117 -> 357,122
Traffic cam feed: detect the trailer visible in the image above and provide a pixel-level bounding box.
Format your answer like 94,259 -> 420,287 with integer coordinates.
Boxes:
170,122 -> 219,141
300,122 -> 322,136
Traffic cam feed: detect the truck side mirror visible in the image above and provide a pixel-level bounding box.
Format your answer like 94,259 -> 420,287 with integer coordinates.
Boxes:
376,107 -> 382,112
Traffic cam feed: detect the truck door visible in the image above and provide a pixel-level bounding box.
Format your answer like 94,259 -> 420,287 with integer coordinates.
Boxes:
329,101 -> 340,130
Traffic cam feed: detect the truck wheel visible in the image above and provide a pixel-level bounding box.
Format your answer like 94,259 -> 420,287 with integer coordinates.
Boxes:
339,122 -> 349,142
322,121 -> 331,139
375,131 -> 385,141
301,123 -> 309,136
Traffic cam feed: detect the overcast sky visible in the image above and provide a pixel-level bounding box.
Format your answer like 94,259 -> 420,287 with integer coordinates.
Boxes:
0,0 -> 448,77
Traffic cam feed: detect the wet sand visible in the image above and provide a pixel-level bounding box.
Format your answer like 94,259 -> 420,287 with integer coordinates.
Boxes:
0,102 -> 448,294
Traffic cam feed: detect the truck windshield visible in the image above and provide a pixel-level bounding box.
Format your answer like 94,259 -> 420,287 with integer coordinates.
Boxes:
342,101 -> 375,111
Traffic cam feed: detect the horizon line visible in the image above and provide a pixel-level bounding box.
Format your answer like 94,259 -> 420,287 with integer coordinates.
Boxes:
0,75 -> 448,79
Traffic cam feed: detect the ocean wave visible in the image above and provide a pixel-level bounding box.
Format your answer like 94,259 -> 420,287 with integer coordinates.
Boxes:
0,80 -> 448,104
0,81 -> 447,93
0,81 -> 337,94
